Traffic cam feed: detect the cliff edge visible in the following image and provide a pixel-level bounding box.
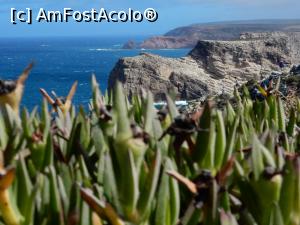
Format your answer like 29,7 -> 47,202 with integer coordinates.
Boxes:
110,32 -> 300,100
123,20 -> 300,49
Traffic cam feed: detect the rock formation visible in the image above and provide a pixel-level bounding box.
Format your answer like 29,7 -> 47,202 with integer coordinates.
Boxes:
122,40 -> 137,49
110,32 -> 300,101
139,36 -> 196,49
123,20 -> 300,49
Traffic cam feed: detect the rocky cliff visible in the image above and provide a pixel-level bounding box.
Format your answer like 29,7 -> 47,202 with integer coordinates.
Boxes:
139,36 -> 196,49
110,32 -> 300,101
123,19 -> 300,49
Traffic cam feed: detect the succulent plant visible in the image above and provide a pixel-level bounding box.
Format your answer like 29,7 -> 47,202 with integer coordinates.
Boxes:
40,81 -> 78,115
0,73 -> 299,225
0,63 -> 34,115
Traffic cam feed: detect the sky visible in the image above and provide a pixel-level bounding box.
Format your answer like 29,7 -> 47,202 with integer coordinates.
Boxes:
0,0 -> 300,37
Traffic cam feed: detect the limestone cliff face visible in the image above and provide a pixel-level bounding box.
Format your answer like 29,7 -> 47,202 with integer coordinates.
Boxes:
108,53 -> 212,100
189,32 -> 300,78
109,32 -> 300,100
139,36 -> 196,49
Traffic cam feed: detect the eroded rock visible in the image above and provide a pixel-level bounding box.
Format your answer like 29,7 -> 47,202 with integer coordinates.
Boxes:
109,32 -> 300,101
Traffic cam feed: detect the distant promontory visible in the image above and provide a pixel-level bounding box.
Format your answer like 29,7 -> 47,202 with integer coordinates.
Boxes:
123,19 -> 300,49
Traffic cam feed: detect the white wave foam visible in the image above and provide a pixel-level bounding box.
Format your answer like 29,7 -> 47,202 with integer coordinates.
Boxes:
89,48 -> 122,52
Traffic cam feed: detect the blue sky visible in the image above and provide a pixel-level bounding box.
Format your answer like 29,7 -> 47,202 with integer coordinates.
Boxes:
1,0 -> 300,37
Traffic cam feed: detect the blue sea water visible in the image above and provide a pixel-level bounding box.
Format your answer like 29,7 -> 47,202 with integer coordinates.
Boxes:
0,37 -> 190,110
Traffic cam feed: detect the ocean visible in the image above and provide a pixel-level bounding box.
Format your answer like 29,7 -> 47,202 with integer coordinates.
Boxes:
0,37 -> 190,110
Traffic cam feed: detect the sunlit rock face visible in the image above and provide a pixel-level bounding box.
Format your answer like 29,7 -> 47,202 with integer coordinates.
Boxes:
110,32 -> 300,100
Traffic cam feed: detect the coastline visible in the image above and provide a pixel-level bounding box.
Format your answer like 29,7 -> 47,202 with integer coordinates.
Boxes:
0,36 -> 190,109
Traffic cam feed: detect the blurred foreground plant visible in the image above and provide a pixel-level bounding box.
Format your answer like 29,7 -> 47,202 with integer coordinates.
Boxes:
0,74 -> 299,225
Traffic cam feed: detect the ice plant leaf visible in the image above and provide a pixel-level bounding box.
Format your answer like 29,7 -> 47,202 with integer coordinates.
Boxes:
277,97 -> 286,132
166,95 -> 179,120
220,210 -> 238,225
137,150 -> 161,220
216,156 -> 235,187
166,170 -> 197,194
257,85 -> 268,97
0,167 -> 22,225
120,150 -> 139,220
268,203 -> 284,225
194,101 -> 213,163
143,91 -> 155,135
215,110 -> 226,170
287,108 -> 296,136
48,166 -> 64,224
80,187 -> 124,225
251,135 -> 265,180
169,165 -> 180,225
223,116 -> 239,163
64,81 -> 78,112
155,159 -> 171,225
114,82 -> 131,138
103,153 -> 120,212
39,88 -> 55,106
202,119 -> 216,170
17,62 -> 34,85
16,157 -> 33,217
0,167 -> 15,190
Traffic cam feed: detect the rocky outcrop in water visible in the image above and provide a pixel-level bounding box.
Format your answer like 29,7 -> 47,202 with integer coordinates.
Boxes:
123,40 -> 137,49
110,32 -> 300,101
